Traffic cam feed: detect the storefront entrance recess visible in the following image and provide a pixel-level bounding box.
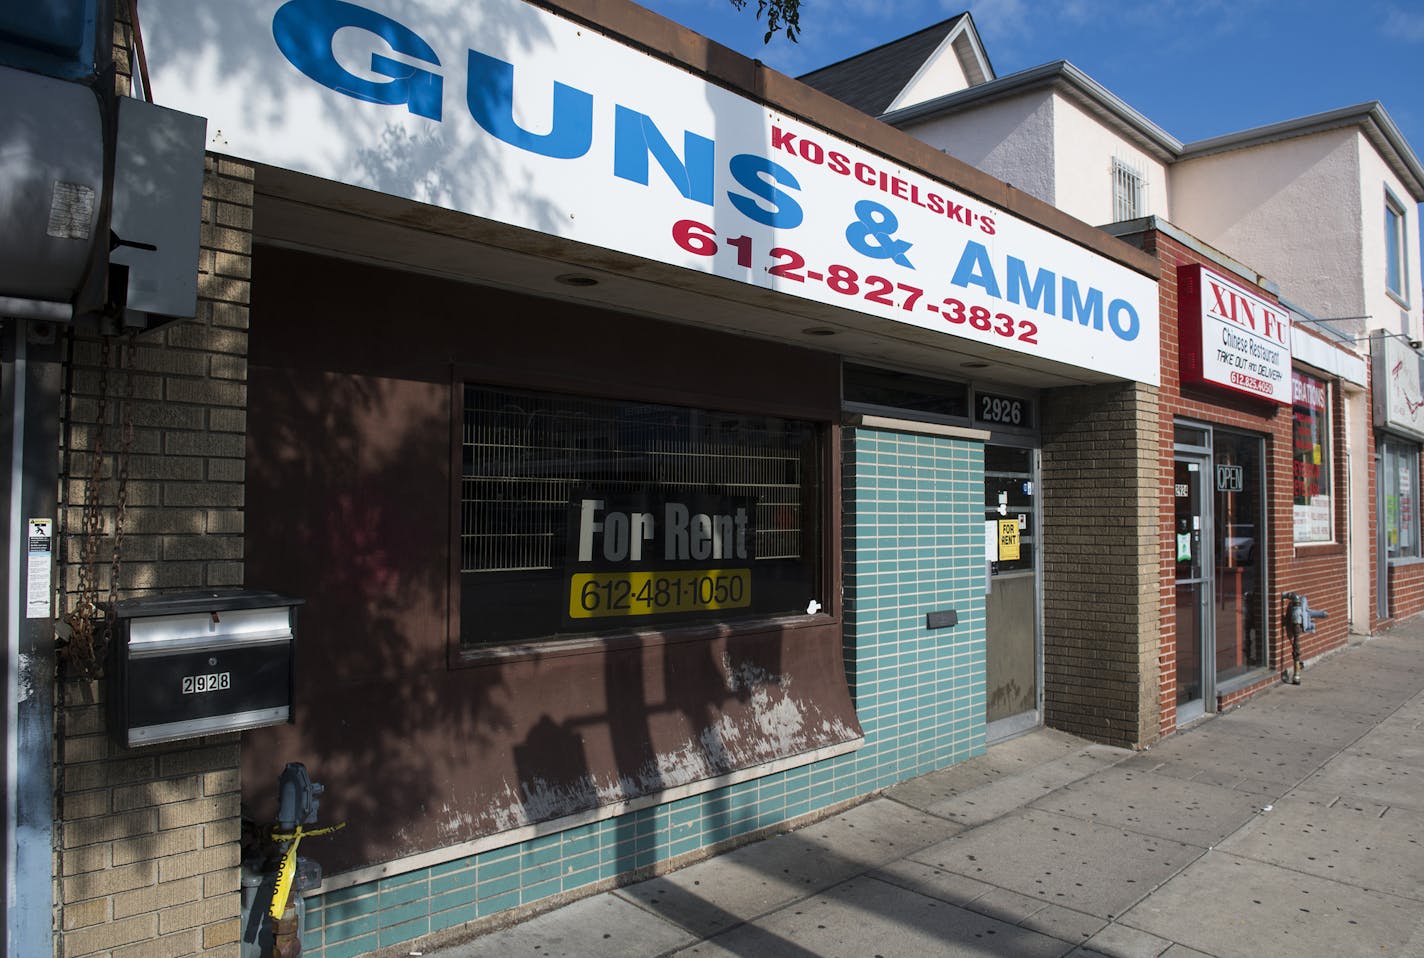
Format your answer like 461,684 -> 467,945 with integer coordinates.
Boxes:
985,444 -> 1039,739
1174,425 -> 1266,722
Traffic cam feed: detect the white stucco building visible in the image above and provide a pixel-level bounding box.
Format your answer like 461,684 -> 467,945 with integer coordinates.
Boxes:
802,17 -> 1423,347
802,15 -> 1424,635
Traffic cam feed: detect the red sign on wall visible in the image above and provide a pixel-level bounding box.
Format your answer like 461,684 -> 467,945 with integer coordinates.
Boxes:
1178,264 -> 1292,405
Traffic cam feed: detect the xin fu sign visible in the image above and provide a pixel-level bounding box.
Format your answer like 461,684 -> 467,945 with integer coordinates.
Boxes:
140,0 -> 1160,385
1177,264 -> 1292,405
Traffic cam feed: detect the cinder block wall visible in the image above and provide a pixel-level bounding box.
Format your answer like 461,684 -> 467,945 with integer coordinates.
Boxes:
54,10 -> 254,950
56,155 -> 253,958
1039,383 -> 1161,748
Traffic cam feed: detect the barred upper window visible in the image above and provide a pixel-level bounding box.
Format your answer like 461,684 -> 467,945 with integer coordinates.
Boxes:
1111,156 -> 1147,223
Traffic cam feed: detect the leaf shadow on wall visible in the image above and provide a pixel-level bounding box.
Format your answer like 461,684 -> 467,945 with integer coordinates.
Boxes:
242,364 -> 513,873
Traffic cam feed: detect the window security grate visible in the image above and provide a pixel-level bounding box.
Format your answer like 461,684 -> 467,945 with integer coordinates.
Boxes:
461,386 -> 812,573
1111,156 -> 1147,222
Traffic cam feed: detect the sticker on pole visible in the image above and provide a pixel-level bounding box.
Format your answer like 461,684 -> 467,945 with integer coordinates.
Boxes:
26,518 -> 53,618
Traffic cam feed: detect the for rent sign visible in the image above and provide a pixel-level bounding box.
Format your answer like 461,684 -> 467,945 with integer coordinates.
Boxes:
567,495 -> 755,620
1178,264 -> 1292,404
141,0 -> 1160,383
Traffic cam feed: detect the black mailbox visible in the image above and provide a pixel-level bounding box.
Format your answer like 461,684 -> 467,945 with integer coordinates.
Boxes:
108,589 -> 303,748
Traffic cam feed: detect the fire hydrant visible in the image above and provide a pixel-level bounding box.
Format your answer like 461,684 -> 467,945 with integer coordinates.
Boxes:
1282,592 -> 1327,685
241,763 -> 342,958
270,763 -> 343,958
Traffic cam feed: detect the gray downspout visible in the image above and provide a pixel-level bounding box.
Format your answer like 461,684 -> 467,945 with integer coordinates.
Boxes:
5,321 -> 61,958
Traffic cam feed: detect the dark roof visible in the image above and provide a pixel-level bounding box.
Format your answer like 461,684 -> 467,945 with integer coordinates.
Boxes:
797,16 -> 969,117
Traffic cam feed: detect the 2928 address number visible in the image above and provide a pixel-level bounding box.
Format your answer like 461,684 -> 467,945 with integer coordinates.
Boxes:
181,672 -> 231,694
570,569 -> 752,619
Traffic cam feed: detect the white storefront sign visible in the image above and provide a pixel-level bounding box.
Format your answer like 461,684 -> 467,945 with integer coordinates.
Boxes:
140,0 -> 1160,384
1177,264 -> 1291,404
1373,333 -> 1424,440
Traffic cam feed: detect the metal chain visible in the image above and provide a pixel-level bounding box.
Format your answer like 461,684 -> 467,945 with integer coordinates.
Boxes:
76,336 -> 111,613
59,331 -> 132,679
60,337 -> 112,677
108,328 -> 137,611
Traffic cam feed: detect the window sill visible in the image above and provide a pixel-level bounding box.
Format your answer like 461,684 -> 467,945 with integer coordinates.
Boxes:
1387,555 -> 1424,568
1293,542 -> 1344,557
1216,666 -> 1276,699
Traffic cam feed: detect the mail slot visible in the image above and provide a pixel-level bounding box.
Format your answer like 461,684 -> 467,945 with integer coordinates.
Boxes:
108,589 -> 303,748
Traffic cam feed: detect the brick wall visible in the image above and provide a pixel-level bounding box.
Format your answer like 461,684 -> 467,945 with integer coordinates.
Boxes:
1384,561 -> 1424,623
56,153 -> 253,958
1040,382 -> 1161,748
54,11 -> 254,949
1147,229 -> 1352,733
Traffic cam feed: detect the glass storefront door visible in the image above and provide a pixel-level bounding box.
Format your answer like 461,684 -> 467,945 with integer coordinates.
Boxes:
1174,424 -> 1267,723
985,444 -> 1039,739
1212,430 -> 1266,685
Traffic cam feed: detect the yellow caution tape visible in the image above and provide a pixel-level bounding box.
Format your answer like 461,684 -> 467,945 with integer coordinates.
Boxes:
268,822 -> 346,919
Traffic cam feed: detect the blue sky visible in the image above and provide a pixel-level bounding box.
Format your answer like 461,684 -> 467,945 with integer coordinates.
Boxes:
635,0 -> 1424,156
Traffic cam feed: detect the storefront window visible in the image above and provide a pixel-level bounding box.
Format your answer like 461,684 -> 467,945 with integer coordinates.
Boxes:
459,385 -> 822,647
1291,371 -> 1332,543
1383,439 -> 1420,560
843,364 -> 969,421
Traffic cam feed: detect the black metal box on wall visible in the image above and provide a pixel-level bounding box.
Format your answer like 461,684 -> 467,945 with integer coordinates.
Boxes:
108,590 -> 303,748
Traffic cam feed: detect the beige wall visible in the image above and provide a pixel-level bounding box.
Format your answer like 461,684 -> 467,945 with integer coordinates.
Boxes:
888,29 -> 975,112
1053,95 -> 1171,226
1359,140 -> 1423,340
1171,129 -> 1367,331
906,91 -> 1172,228
905,90 -> 1059,208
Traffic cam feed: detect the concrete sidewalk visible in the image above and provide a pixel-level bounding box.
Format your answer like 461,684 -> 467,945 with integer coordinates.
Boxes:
423,626 -> 1424,958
